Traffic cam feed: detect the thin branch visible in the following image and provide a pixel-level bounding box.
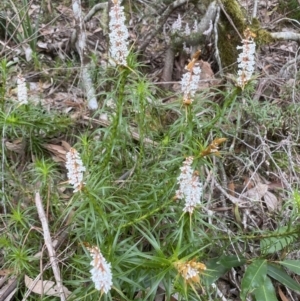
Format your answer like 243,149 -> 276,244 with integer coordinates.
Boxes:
35,192 -> 66,301
214,5 -> 223,75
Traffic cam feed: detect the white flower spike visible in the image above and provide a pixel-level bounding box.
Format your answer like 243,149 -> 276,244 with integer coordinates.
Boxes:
109,0 -> 129,66
17,75 -> 28,105
88,246 -> 113,294
172,14 -> 182,33
236,28 -> 256,89
175,156 -> 203,214
181,50 -> 202,105
65,148 -> 86,193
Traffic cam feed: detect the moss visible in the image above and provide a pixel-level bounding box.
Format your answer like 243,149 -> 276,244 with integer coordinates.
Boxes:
218,0 -> 246,69
278,0 -> 300,20
221,0 -> 246,30
217,0 -> 274,69
250,19 -> 274,45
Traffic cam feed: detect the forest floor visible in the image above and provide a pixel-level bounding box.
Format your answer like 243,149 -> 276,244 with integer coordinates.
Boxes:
1,0 -> 300,300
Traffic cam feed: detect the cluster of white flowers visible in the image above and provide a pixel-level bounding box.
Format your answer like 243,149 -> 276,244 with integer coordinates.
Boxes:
184,264 -> 198,280
175,156 -> 203,214
171,14 -> 182,33
236,36 -> 256,89
65,148 -> 86,192
88,246 -> 113,294
184,23 -> 191,36
181,63 -> 201,105
192,20 -> 198,32
171,14 -> 197,36
108,0 -> 129,66
17,75 -> 28,105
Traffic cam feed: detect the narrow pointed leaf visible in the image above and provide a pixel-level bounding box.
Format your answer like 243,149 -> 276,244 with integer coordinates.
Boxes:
241,259 -> 267,301
202,258 -> 229,286
218,254 -> 246,268
254,276 -> 277,301
267,263 -> 300,292
278,260 -> 300,276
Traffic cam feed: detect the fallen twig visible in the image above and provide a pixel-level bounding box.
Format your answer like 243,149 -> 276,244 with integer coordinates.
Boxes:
35,192 -> 67,301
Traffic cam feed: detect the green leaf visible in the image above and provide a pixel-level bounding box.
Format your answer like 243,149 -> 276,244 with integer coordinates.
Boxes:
267,263 -> 300,292
278,260 -> 300,275
218,254 -> 246,268
254,276 -> 277,301
202,258 -> 230,286
260,226 -> 297,255
240,259 -> 267,301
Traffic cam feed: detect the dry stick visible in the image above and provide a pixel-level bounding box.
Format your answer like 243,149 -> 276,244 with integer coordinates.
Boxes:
252,0 -> 258,19
0,277 -> 18,301
72,0 -> 98,110
214,5 -> 223,76
211,283 -> 228,301
35,192 -> 66,301
270,32 -> 300,41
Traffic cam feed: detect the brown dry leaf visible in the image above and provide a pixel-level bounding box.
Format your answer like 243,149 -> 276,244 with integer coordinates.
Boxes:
5,139 -> 25,154
24,275 -> 71,297
198,60 -> 214,80
43,143 -> 68,162
0,269 -> 13,276
61,141 -> 72,151
242,182 -> 279,212
264,191 -> 279,212
242,183 -> 268,202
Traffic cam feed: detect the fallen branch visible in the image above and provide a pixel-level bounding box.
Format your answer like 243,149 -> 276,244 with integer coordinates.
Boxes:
270,31 -> 300,41
72,0 -> 98,110
35,192 -> 67,301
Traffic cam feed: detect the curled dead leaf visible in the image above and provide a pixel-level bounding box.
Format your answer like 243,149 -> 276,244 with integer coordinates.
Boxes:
264,190 -> 279,212
243,183 -> 268,202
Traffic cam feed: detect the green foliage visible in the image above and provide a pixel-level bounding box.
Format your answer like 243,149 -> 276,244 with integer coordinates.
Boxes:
278,0 -> 300,20
1,2 -> 300,300
241,259 -> 267,300
260,226 -> 298,255
7,0 -> 40,49
253,276 -> 277,301
267,263 -> 300,293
